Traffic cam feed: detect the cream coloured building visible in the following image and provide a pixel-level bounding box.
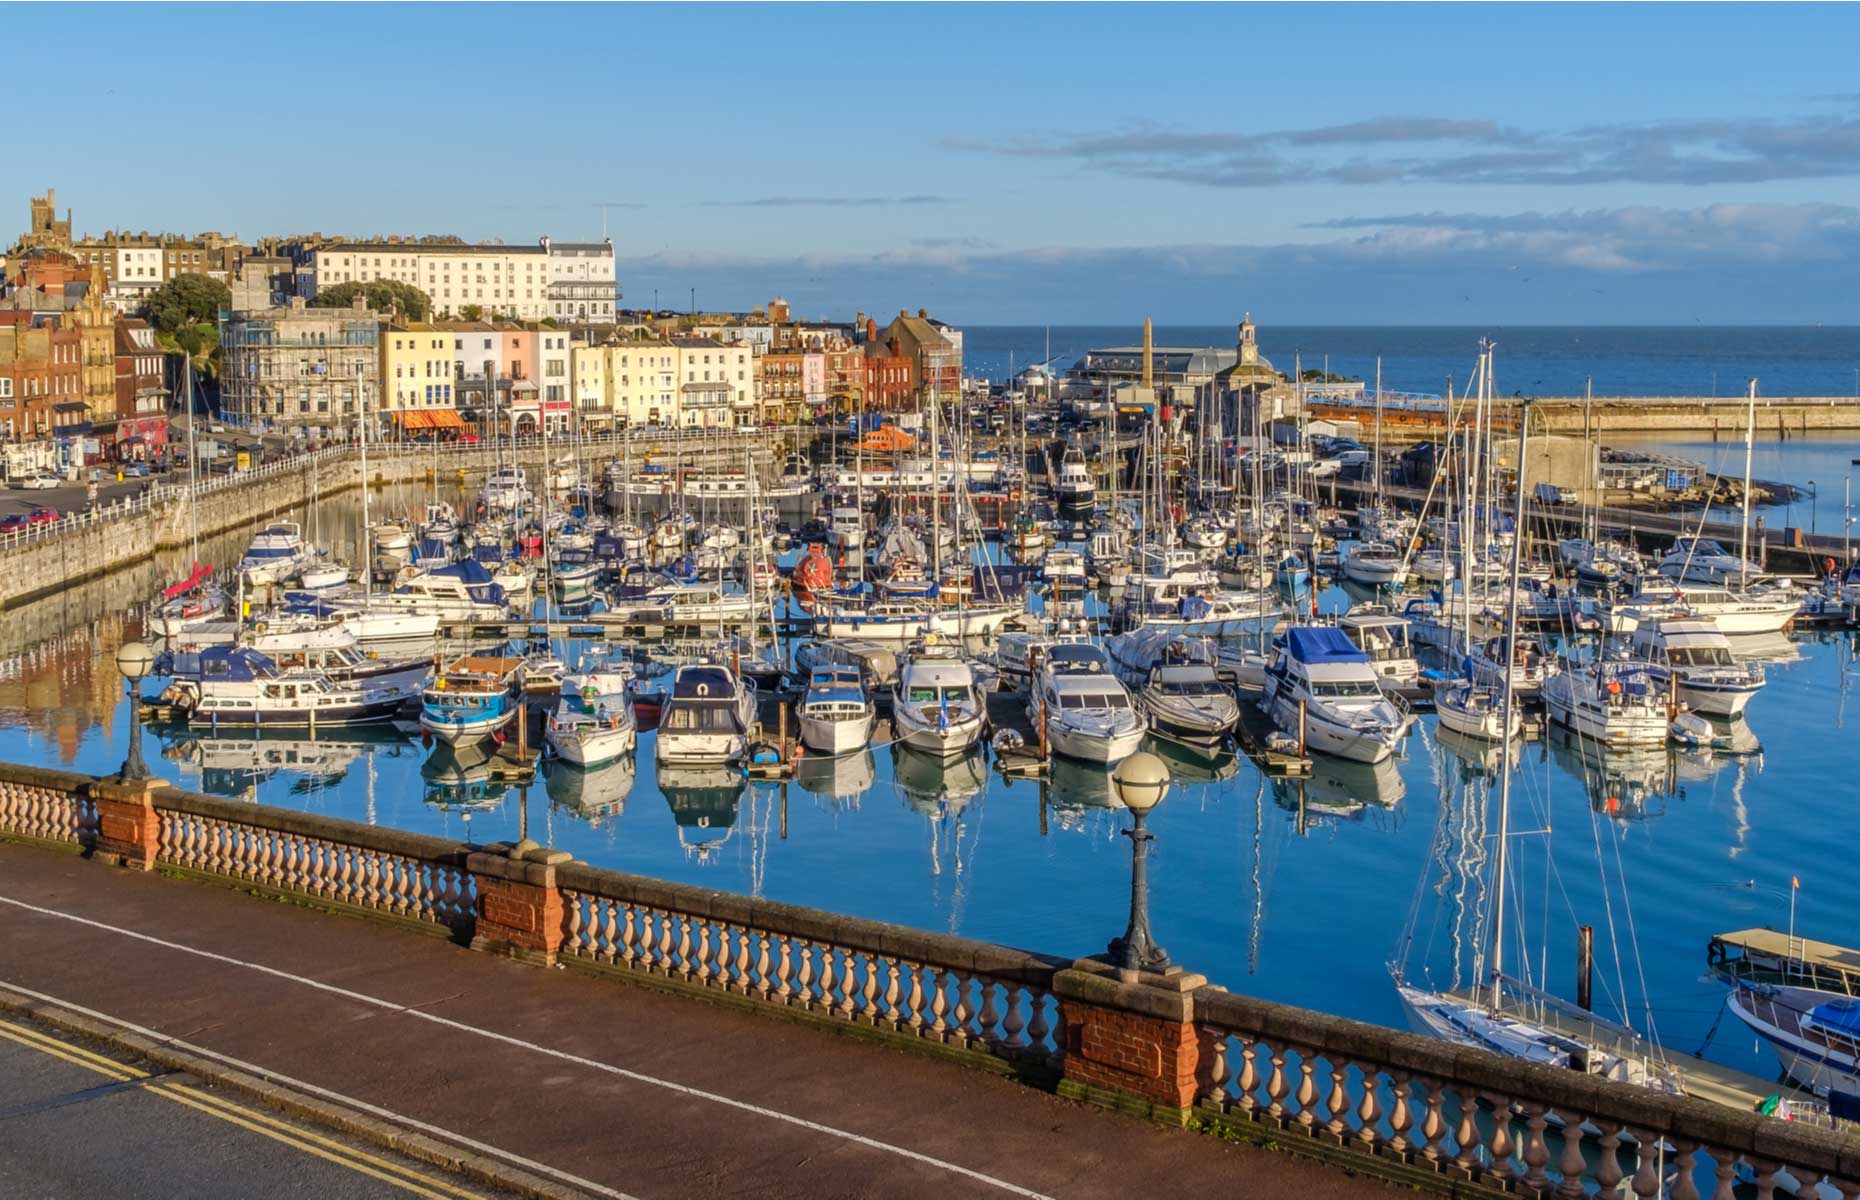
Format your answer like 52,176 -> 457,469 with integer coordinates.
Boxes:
380,323 -> 458,429
572,337 -> 678,429
303,239 -> 616,323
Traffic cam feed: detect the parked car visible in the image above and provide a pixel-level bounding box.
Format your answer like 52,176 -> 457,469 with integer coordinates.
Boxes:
0,513 -> 29,533
15,472 -> 59,490
122,461 -> 150,477
26,506 -> 58,526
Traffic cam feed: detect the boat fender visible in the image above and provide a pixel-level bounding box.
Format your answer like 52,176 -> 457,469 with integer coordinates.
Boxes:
254,621 -> 268,635
991,728 -> 1025,755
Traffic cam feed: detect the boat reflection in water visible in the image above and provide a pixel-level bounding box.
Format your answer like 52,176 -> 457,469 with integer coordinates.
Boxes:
158,725 -> 415,798
1043,756 -> 1121,838
1144,735 -> 1241,784
1434,725 -> 1520,781
793,747 -> 875,810
421,741 -> 511,814
1271,753 -> 1405,829
545,755 -> 636,828
660,764 -> 746,864
1542,725 -> 1693,822
892,745 -> 987,816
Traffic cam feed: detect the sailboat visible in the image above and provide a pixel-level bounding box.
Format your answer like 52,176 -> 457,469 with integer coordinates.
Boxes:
1394,395 -> 1686,1100
150,359 -> 229,638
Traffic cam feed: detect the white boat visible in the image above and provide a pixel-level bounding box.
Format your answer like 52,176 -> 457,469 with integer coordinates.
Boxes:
482,468 -> 532,511
381,560 -> 512,622
419,654 -> 524,745
1341,542 -> 1405,587
816,601 -> 1017,642
1055,446 -> 1095,516
1338,605 -> 1420,690
1179,515 -> 1227,553
1469,633 -> 1554,700
295,561 -> 350,593
654,663 -> 755,766
1541,659 -> 1670,747
1106,630 -> 1238,748
565,655 -> 635,705
797,667 -> 877,756
238,521 -> 313,587
545,692 -> 636,767
1612,581 -> 1801,638
1027,642 -> 1146,765
1434,681 -> 1521,741
892,635 -> 987,758
828,505 -> 865,553
1627,617 -> 1764,717
372,520 -> 416,570
1262,626 -> 1408,764
1726,984 -> 1860,1099
1041,548 -> 1089,590
794,638 -> 899,694
1658,536 -> 1763,586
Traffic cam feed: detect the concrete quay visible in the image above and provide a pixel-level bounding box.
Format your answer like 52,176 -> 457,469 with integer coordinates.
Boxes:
3,763 -> 1856,1199
1313,394 -> 1860,440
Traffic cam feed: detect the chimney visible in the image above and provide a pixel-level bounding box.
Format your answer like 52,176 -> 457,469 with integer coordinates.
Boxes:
917,308 -> 927,319
866,318 -> 878,342
1142,317 -> 1153,390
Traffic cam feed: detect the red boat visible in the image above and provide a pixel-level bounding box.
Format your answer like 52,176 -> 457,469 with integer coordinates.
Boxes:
794,543 -> 834,594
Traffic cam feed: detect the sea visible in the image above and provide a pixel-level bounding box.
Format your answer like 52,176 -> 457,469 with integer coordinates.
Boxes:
3,325 -> 1858,1100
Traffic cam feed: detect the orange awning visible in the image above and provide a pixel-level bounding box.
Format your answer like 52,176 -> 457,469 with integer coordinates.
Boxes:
427,409 -> 464,428
393,410 -> 434,428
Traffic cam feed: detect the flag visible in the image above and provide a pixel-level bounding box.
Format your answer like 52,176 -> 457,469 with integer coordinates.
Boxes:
937,689 -> 949,731
1792,875 -> 1800,889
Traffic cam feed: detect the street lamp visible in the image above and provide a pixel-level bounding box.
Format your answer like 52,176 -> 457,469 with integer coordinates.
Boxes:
1810,481 -> 1818,535
114,641 -> 155,783
1107,751 -> 1172,975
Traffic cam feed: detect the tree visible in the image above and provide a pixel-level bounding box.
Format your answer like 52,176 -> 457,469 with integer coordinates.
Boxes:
312,279 -> 432,321
146,273 -> 231,336
458,304 -> 485,322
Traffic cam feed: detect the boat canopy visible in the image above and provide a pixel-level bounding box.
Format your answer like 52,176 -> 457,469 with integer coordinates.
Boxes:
1285,626 -> 1368,665
164,646 -> 281,681
672,666 -> 738,700
163,562 -> 213,600
1809,998 -> 1860,1039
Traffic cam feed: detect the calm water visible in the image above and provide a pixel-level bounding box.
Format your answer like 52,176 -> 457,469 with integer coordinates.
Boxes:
963,325 -> 1860,398
3,478 -> 1856,1092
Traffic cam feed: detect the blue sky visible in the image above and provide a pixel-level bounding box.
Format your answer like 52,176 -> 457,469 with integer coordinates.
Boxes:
10,3 -> 1860,324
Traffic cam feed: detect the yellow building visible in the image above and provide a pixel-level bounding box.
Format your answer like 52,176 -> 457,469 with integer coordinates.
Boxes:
380,322 -> 461,434
572,336 -> 678,428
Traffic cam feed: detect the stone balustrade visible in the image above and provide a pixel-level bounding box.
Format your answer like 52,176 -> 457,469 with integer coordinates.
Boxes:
2,761 -> 1856,1198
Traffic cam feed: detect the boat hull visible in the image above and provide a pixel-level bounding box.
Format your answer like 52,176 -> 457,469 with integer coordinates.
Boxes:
547,722 -> 636,767
799,711 -> 876,757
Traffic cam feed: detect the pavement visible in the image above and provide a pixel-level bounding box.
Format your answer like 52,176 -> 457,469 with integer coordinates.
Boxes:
0,842 -> 1392,1199
0,1012 -> 521,1199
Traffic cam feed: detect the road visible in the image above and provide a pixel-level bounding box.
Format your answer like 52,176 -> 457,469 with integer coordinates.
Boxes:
0,1012 -> 517,1200
0,475 -> 163,522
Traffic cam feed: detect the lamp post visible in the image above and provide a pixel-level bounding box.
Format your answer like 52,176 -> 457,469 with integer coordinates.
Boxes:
1809,481 -> 1818,536
114,640 -> 154,783
1107,751 -> 1172,975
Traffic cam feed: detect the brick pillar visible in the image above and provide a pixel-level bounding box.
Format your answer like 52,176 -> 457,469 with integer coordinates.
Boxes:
1053,959 -> 1210,1125
91,777 -> 167,870
467,842 -> 571,966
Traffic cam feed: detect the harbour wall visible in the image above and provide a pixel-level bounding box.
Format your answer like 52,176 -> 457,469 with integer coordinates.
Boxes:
1314,395 -> 1860,440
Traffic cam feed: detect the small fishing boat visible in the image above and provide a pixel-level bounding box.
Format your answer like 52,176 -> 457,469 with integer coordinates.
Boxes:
545,691 -> 637,767
419,655 -> 524,745
797,667 -> 878,756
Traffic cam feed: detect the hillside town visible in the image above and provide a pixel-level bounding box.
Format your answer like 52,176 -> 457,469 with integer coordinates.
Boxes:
0,187 -> 964,477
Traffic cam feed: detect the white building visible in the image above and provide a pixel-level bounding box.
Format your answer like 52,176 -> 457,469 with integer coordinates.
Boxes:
542,239 -> 616,325
305,243 -> 551,320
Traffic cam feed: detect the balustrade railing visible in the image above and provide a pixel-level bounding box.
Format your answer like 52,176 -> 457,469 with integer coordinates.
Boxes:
151,791 -> 476,935
555,863 -> 1066,1073
0,766 -> 99,848
1192,990 -> 1859,1199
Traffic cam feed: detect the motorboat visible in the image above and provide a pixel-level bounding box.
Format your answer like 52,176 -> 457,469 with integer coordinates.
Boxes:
1338,605 -> 1421,690
828,505 -> 865,554
238,521 -> 313,587
545,690 -> 637,767
160,646 -> 409,728
259,640 -> 430,697
891,635 -> 988,758
1541,659 -> 1670,747
1027,642 -> 1145,765
1180,515 -> 1228,554
654,663 -> 756,766
481,468 -> 532,511
1611,580 -> 1801,638
1262,626 -> 1408,764
816,600 -> 1018,641
1342,542 -> 1406,587
1627,617 -> 1764,717
295,561 -> 350,593
549,548 -> 602,603
1725,984 -> 1860,1100
1107,631 -> 1238,748
1041,548 -> 1089,590
383,560 -> 512,622
794,638 -> 899,696
797,667 -> 878,756
1055,446 -> 1095,517
419,655 -> 525,745
1469,633 -> 1554,700
1658,536 -> 1763,586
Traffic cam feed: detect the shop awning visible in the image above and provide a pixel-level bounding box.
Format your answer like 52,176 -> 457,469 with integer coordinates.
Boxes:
393,410 -> 435,428
427,409 -> 464,428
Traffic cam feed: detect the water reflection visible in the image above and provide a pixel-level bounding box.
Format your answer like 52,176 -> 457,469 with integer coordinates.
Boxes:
1271,754 -> 1406,829
422,741 -> 510,811
793,748 -> 875,809
1145,736 -> 1241,784
661,764 -> 746,864
545,755 -> 636,826
1433,726 -> 1519,779
160,724 -> 415,799
892,746 -> 987,815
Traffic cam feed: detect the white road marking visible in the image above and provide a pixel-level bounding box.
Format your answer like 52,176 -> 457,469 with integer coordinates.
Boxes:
0,893 -> 1056,1199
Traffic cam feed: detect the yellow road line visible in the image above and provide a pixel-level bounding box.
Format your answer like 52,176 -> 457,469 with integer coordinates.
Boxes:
0,1018 -> 484,1200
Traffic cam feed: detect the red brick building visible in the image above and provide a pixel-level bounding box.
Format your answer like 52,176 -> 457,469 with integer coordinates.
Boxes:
862,319 -> 914,413
113,318 -> 169,457
0,312 -> 87,462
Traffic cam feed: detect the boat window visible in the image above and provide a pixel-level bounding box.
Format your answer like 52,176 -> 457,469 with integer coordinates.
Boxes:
907,686 -> 938,703
1059,694 -> 1085,709
939,687 -> 968,704
1313,680 -> 1382,698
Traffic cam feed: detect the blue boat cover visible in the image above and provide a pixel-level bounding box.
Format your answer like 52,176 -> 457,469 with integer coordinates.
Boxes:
672,666 -> 737,700
435,560 -> 494,584
416,537 -> 449,562
166,646 -> 280,680
1285,626 -> 1368,664
1810,998 -> 1860,1038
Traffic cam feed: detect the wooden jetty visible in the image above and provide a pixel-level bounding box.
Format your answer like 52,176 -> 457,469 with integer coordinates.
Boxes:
1233,690 -> 1313,777
1709,928 -> 1860,996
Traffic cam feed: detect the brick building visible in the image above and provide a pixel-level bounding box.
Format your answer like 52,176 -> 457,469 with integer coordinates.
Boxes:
112,317 -> 169,457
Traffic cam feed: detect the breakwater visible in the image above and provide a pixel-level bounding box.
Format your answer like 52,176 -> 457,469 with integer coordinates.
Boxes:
1312,394 -> 1860,440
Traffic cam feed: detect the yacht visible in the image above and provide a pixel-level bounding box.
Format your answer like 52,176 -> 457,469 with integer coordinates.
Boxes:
372,520 -> 416,571
260,640 -> 430,697
545,690 -> 637,768
419,655 -> 525,745
828,505 -> 865,554
1054,446 -> 1095,517
1342,542 -> 1406,587
482,468 -> 532,511
1041,548 -> 1089,591
1469,633 -> 1554,700
1434,681 -> 1522,741
1027,643 -> 1145,765
1658,536 -> 1763,586
419,501 -> 461,547
549,548 -> 602,603
654,663 -> 756,766
1107,631 -> 1238,748
795,638 -> 899,696
817,599 -> 1017,641
384,560 -> 512,622
150,566 -> 228,639
1338,605 -> 1421,690
1627,617 -> 1764,717
1262,626 -> 1408,763
797,667 -> 878,756
160,647 -> 411,727
1542,659 -> 1670,746
1612,580 -> 1801,638
238,522 -> 313,587
892,635 -> 988,758
1725,984 -> 1860,1100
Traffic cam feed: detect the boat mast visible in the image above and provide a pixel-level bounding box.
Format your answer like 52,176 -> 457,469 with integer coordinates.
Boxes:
360,367 -> 372,603
1488,385 -> 1531,1013
1740,378 -> 1757,588
1373,355 -> 1383,511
